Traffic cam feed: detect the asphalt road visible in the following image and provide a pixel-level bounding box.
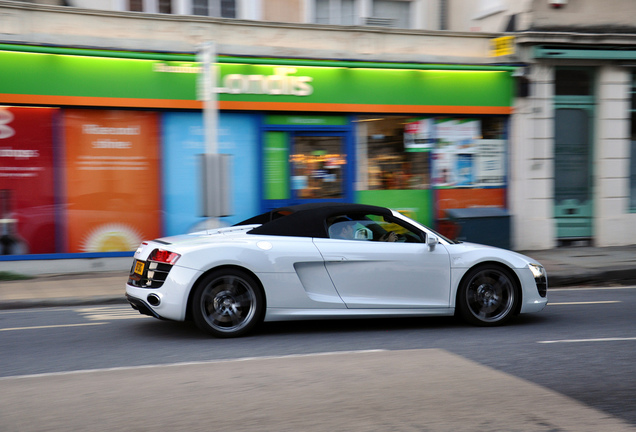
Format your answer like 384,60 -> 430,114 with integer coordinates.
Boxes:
0,286 -> 634,431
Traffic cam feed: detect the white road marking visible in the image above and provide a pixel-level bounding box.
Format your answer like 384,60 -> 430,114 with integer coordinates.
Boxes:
75,306 -> 147,320
549,286 -> 636,291
0,306 -> 143,332
0,322 -> 106,332
548,301 -> 621,305
538,337 -> 636,344
0,350 -> 387,381
0,307 -> 78,315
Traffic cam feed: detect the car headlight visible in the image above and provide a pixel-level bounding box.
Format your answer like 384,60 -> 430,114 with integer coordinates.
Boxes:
528,263 -> 545,278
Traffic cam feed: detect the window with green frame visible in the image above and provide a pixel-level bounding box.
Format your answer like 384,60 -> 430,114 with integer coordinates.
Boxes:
630,73 -> 636,211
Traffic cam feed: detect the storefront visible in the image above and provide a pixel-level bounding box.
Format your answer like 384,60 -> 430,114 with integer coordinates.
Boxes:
0,44 -> 514,258
241,60 -> 514,230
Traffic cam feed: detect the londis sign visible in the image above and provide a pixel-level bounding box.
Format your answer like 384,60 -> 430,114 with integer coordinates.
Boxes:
215,67 -> 313,96
153,63 -> 314,96
0,48 -> 513,114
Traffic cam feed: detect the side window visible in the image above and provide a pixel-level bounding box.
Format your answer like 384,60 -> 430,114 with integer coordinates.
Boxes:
328,217 -> 372,241
328,214 -> 423,243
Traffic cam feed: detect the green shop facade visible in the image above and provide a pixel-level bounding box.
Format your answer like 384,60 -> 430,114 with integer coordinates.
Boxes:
0,44 -> 515,258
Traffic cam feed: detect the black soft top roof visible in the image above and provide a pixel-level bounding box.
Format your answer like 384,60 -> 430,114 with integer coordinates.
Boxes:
234,202 -> 392,238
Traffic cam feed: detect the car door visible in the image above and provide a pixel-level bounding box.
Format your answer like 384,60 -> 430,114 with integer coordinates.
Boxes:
313,215 -> 451,308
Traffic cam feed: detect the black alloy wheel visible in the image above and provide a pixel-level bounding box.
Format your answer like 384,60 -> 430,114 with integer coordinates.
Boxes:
456,265 -> 519,326
192,269 -> 264,337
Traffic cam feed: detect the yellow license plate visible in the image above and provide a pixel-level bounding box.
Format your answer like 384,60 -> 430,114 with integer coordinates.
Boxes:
134,260 -> 145,276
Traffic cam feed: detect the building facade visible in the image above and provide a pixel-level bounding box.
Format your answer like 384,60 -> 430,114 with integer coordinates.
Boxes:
0,1 -> 517,260
456,0 -> 636,249
3,0 -> 636,258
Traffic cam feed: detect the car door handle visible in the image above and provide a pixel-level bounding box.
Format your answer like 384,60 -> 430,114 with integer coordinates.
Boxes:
324,256 -> 347,262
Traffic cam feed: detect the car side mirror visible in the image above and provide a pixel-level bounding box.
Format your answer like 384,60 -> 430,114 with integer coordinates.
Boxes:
427,235 -> 438,249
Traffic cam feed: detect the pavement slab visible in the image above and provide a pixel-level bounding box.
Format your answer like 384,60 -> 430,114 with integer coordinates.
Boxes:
1,349 -> 633,431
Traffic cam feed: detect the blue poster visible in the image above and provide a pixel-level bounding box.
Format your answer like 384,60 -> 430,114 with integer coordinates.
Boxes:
162,112 -> 259,235
456,153 -> 475,186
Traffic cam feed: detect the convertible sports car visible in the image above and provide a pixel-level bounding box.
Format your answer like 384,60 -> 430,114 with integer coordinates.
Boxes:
126,203 -> 547,337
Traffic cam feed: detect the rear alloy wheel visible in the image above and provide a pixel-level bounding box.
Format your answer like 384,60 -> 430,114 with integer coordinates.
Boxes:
457,265 -> 519,326
192,269 -> 264,337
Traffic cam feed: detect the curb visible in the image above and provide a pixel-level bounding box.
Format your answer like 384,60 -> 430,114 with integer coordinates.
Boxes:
0,296 -> 128,310
547,269 -> 636,287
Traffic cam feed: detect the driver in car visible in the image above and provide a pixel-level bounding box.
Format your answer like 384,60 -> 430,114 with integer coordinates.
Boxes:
330,217 -> 397,242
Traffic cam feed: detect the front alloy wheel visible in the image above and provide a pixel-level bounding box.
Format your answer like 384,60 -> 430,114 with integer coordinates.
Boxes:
192,269 -> 264,337
457,265 -> 519,326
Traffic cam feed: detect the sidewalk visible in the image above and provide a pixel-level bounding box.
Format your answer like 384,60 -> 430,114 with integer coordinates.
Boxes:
1,245 -> 636,310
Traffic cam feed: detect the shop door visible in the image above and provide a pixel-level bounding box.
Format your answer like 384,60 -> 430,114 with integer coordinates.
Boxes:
553,68 -> 595,242
262,131 -> 351,210
554,105 -> 594,239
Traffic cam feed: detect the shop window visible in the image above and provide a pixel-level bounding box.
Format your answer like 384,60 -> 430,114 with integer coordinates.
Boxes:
128,0 -> 143,12
159,0 -> 172,14
555,69 -> 594,96
315,0 -> 356,25
193,0 -> 236,17
356,115 -> 507,231
356,116 -> 430,191
291,135 -> 345,199
356,115 -> 506,192
370,0 -> 411,28
130,0 -> 236,16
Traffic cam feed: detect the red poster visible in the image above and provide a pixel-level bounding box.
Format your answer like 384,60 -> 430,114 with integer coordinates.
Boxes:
63,110 -> 162,253
0,107 -> 57,255
436,188 -> 506,219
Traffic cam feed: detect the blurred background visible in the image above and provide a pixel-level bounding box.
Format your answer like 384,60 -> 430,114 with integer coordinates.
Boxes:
2,4 -> 636,430
2,0 -> 636,261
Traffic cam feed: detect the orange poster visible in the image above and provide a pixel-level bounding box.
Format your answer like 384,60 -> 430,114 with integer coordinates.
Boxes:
63,110 -> 162,253
436,188 -> 506,219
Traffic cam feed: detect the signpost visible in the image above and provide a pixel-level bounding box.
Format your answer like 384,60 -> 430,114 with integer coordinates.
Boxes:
198,42 -> 231,218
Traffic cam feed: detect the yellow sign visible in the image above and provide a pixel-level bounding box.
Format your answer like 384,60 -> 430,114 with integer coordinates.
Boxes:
490,36 -> 515,57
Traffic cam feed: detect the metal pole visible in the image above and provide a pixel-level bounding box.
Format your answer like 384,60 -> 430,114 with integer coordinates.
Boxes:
197,41 -> 231,219
199,41 -> 218,155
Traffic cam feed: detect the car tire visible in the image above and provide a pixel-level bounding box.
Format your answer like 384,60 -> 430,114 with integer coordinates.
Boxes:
191,269 -> 264,338
456,265 -> 519,326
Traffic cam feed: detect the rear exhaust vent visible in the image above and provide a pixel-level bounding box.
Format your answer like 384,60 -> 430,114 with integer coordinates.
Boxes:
147,294 -> 161,307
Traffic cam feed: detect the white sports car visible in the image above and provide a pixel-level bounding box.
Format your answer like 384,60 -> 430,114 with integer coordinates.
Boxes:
126,203 -> 547,337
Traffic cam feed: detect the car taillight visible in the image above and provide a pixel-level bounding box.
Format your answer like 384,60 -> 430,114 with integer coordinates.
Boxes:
149,249 -> 180,265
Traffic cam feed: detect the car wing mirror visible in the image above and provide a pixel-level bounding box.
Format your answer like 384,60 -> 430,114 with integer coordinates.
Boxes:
427,234 -> 438,249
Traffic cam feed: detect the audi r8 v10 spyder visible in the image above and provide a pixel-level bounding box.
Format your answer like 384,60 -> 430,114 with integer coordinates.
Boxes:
126,202 -> 547,337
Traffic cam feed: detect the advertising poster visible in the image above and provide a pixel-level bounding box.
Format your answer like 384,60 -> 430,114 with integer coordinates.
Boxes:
432,119 -> 481,187
455,153 -> 475,186
436,188 -> 506,219
431,148 -> 456,186
475,139 -> 506,186
430,119 -> 507,227
162,112 -> 206,236
264,132 -> 290,200
214,113 -> 260,226
0,107 -> 57,255
63,110 -> 161,253
162,112 -> 260,235
404,118 -> 434,152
